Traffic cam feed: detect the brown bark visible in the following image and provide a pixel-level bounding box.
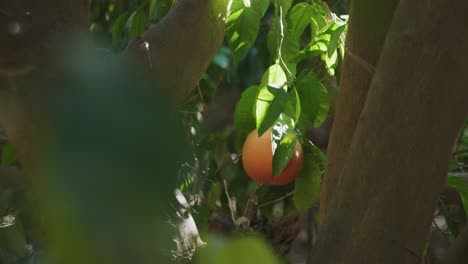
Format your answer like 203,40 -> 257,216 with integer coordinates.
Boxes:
310,0 -> 468,263
320,0 -> 399,219
443,225 -> 468,264
123,0 -> 227,105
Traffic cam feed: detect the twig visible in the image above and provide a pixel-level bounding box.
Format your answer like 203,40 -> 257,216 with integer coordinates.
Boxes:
453,149 -> 468,156
223,179 -> 236,224
196,84 -> 206,112
258,191 -> 294,208
345,47 -> 376,74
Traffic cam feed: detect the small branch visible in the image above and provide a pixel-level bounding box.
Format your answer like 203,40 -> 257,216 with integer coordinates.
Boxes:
344,47 -> 376,75
453,149 -> 468,156
258,191 -> 294,208
223,179 -> 236,224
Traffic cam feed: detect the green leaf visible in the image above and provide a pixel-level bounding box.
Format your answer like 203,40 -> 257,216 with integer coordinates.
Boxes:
196,236 -> 280,264
260,63 -> 288,87
128,9 -> 146,40
150,0 -> 174,21
111,11 -> 131,45
272,0 -> 293,15
297,20 -> 347,65
447,175 -> 468,215
305,139 -> 326,170
256,85 -> 289,136
252,0 -> 271,17
327,23 -> 347,57
296,72 -> 330,128
1,143 -> 16,167
322,48 -> 338,75
267,17 -> 300,64
234,86 -> 259,132
288,3 -> 313,41
284,88 -> 301,123
226,7 -> 261,64
294,152 -> 322,213
149,0 -> 158,16
271,114 -> 297,177
309,1 -> 328,40
230,0 -> 246,13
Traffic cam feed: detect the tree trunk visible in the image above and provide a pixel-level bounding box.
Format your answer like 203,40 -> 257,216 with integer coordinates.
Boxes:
310,0 -> 468,263
320,0 -> 399,220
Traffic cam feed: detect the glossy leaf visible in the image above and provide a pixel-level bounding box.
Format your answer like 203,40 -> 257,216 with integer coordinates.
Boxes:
260,63 -> 288,87
271,114 -> 297,177
226,7 -> 261,64
256,85 -> 289,136
327,23 -> 347,57
288,3 -> 313,41
322,48 -> 339,75
252,0 -> 271,17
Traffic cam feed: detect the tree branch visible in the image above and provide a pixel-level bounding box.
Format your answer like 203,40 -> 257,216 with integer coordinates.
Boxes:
123,0 -> 228,105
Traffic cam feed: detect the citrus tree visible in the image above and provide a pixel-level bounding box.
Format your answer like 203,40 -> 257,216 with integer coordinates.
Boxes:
0,0 -> 468,264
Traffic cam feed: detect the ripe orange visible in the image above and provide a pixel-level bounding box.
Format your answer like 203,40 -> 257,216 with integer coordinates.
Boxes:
242,128 -> 303,185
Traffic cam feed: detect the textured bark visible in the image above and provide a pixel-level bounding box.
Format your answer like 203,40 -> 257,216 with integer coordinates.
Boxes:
443,225 -> 468,264
310,0 -> 468,263
320,0 -> 399,219
123,0 -> 227,104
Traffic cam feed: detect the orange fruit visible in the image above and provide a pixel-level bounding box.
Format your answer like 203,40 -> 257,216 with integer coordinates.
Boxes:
242,128 -> 303,185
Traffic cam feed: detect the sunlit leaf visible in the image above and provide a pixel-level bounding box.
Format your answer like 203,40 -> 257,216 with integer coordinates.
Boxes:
256,85 -> 288,136
260,63 -> 288,87
327,23 -> 347,57
322,48 -> 338,75
288,3 -> 313,41
252,0 -> 271,17
226,7 -> 261,64
271,114 -> 297,177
